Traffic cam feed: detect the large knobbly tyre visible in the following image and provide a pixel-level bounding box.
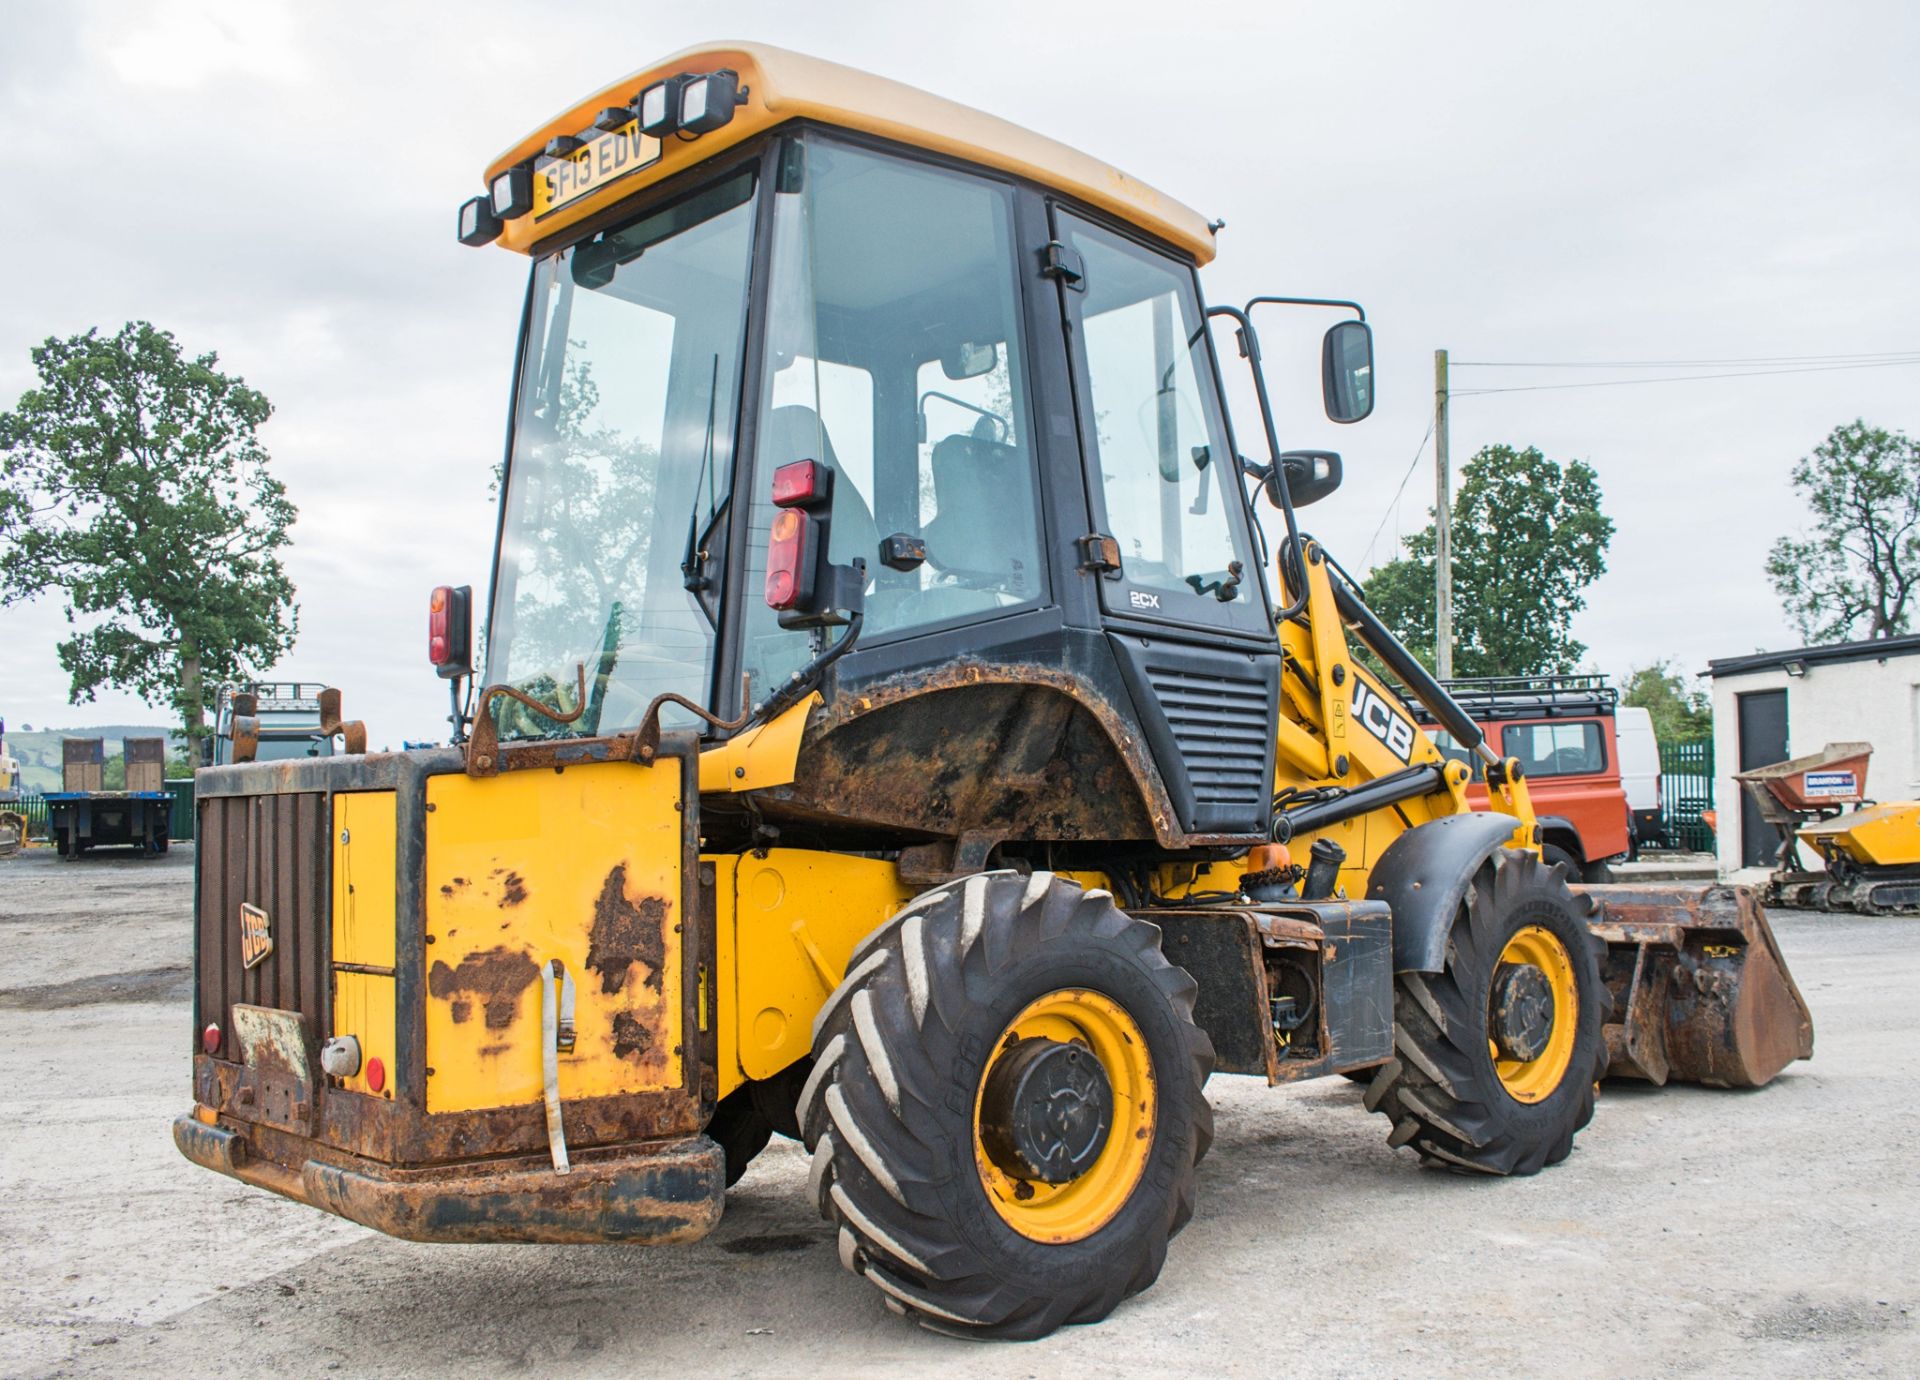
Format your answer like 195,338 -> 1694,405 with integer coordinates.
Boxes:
1366,848 -> 1607,1176
797,870 -> 1214,1339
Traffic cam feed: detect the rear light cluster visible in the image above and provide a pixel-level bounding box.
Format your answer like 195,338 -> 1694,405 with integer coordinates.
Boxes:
765,460 -> 830,611
427,585 -> 473,680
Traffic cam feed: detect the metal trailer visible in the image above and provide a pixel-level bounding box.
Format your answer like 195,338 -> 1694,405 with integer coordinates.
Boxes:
44,790 -> 174,858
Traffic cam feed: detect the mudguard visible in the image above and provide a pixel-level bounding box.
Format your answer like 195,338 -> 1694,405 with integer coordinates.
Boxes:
1366,811 -> 1524,974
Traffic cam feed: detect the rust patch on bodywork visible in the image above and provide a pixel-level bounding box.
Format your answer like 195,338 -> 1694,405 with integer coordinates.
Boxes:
751,667 -> 1208,859
487,867 -> 528,906
611,1010 -> 653,1061
428,946 -> 539,1029
587,866 -> 668,996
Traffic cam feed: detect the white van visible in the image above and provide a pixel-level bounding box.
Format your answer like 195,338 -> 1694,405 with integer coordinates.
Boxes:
1616,706 -> 1662,850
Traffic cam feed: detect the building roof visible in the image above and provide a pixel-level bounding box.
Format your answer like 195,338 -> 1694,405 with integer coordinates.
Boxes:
484,42 -> 1218,263
1704,633 -> 1920,679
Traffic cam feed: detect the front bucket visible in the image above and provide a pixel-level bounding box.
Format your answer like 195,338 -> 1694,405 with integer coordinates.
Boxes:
1577,884 -> 1814,1089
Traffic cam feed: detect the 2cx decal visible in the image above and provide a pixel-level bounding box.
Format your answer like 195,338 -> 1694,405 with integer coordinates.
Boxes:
1352,680 -> 1416,762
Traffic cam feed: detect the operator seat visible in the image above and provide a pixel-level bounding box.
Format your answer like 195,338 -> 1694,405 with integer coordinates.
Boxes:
921,421 -> 1037,600
757,404 -> 879,571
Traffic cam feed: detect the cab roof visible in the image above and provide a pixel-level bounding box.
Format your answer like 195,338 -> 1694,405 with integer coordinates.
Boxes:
484,42 -> 1218,264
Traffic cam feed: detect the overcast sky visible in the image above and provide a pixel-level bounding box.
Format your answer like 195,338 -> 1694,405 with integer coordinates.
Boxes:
2,1 -> 1916,743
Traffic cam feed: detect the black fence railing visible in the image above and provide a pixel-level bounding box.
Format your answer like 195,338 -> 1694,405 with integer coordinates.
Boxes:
1658,738 -> 1715,852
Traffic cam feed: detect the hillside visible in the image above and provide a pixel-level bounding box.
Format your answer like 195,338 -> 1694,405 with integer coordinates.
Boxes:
4,726 -> 183,793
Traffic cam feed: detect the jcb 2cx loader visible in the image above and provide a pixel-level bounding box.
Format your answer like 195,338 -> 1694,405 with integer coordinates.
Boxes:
175,43 -> 1814,1338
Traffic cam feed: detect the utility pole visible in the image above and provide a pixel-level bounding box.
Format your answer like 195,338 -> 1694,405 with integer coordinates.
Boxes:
1434,348 -> 1453,680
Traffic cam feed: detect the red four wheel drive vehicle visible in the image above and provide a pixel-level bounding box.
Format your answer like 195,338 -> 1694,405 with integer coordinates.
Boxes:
1413,675 -> 1632,883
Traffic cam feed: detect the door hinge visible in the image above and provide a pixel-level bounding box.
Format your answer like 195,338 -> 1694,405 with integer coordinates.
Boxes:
1077,532 -> 1122,574
1040,240 -> 1085,290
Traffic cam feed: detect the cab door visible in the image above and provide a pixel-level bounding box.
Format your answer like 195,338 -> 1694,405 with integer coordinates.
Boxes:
1051,209 -> 1280,835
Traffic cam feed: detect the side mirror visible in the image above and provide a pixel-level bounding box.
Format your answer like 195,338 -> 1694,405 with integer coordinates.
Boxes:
1267,450 -> 1344,509
1321,319 -> 1374,423
940,340 -> 998,380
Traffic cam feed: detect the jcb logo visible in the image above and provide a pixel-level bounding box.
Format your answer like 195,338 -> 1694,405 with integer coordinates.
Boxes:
1352,681 -> 1416,762
239,902 -> 273,970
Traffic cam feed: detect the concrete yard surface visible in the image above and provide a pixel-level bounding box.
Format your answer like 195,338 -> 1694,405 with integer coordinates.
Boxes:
1,846 -> 1915,1378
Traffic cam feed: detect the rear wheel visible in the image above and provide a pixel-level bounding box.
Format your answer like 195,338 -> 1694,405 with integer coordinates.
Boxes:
1365,849 -> 1606,1175
798,870 -> 1213,1339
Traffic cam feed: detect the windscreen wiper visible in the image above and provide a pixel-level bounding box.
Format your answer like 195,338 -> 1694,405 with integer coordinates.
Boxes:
681,355 -> 726,625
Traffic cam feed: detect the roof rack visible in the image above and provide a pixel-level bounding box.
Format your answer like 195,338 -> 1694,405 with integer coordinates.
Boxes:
1403,673 -> 1618,725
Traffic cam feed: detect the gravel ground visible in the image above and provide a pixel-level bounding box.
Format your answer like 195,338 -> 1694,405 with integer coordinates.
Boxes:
1,844 -> 1915,1378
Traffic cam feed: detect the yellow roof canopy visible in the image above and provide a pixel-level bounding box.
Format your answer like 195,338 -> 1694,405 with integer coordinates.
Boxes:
484,42 -> 1217,263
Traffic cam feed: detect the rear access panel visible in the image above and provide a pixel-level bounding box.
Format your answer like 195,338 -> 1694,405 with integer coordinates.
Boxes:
423,758 -> 693,1115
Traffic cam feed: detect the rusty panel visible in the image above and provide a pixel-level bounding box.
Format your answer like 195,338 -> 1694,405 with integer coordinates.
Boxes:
196,792 -> 330,1056
422,759 -> 687,1114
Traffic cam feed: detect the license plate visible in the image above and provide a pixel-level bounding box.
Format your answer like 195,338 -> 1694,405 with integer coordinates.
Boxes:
534,120 -> 662,219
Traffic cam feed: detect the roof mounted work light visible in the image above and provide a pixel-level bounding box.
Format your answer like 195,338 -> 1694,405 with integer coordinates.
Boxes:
638,74 -> 693,138
489,164 -> 534,220
678,70 -> 744,134
457,195 -> 502,246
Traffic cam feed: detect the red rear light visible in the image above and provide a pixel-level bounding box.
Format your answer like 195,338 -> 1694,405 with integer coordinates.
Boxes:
771,459 -> 831,507
202,1023 -> 222,1056
428,585 -> 451,666
366,1057 -> 386,1093
765,508 -> 815,610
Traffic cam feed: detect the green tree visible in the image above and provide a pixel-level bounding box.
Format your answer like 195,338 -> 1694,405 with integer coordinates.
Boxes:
1622,658 -> 1712,741
0,323 -> 297,745
1766,420 -> 1920,643
1363,444 -> 1613,676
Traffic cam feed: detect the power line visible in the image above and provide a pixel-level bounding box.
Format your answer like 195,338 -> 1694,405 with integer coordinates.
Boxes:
1452,357 -> 1920,396
1361,419 -> 1434,570
1454,350 -> 1920,369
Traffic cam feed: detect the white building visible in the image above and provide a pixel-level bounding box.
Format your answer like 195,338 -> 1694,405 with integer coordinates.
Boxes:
1705,634 -> 1920,880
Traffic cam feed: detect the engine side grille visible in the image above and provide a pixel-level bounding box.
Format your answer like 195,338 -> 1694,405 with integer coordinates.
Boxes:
1145,662 -> 1275,814
196,791 -> 330,1052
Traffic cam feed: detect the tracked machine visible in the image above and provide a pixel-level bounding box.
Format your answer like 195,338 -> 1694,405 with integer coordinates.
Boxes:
174,44 -> 1814,1338
1739,742 -> 1920,914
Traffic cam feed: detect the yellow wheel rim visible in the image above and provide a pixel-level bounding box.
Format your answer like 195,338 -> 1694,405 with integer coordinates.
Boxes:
1490,926 -> 1578,1104
973,989 -> 1155,1244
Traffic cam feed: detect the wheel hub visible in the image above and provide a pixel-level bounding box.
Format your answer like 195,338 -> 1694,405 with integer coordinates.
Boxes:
1491,962 -> 1556,1062
978,1038 -> 1113,1183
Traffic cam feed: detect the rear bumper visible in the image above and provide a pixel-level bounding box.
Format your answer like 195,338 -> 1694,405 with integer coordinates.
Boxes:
173,1113 -> 724,1245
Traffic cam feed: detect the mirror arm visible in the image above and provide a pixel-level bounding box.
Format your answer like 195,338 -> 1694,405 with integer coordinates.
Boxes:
1207,304 -> 1309,621
1244,294 -> 1367,322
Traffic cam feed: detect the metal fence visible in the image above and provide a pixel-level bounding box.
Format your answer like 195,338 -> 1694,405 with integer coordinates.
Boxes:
167,778 -> 195,841
11,790 -> 51,840
1658,738 -> 1715,852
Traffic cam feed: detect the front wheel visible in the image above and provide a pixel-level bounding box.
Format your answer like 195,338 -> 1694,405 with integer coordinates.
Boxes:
1366,848 -> 1607,1175
798,870 -> 1213,1339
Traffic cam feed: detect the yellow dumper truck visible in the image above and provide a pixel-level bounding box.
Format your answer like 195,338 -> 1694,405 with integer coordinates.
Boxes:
176,43 -> 1812,1337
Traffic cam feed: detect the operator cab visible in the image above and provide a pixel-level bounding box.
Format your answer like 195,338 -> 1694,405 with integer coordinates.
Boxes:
470,45 -> 1373,856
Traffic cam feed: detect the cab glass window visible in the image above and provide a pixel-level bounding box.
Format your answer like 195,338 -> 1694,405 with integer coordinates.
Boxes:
488,170 -> 757,738
1059,214 -> 1258,626
1505,722 -> 1606,778
740,139 -> 1043,700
